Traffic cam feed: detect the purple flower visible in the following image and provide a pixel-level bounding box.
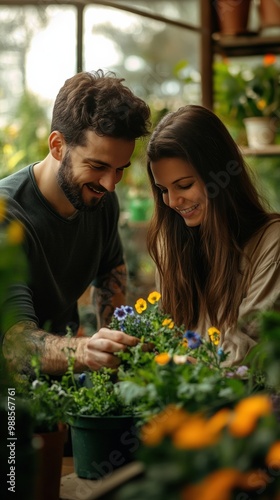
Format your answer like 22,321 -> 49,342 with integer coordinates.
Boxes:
235,365 -> 249,378
123,306 -> 134,316
183,330 -> 202,349
78,373 -> 86,386
113,306 -> 127,320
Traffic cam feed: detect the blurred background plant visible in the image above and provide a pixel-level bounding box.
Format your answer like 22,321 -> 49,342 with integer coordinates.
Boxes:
214,54 -> 280,139
0,90 -> 49,180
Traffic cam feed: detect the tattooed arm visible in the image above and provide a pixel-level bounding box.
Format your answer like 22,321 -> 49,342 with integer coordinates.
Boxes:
2,316 -> 137,376
91,263 -> 127,329
2,321 -> 89,376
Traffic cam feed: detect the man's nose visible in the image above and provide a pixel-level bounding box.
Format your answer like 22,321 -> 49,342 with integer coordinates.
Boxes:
99,172 -> 117,192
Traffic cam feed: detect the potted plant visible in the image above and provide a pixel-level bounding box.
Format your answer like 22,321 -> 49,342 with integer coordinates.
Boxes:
214,0 -> 252,36
107,292 -> 252,426
214,54 -> 280,147
62,291 -> 185,480
63,364 -> 137,480
115,313 -> 280,499
20,359 -> 71,500
259,0 -> 280,33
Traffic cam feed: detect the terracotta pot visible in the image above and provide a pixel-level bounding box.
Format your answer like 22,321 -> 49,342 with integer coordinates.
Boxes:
215,0 -> 252,35
260,0 -> 280,29
243,117 -> 277,148
34,424 -> 68,500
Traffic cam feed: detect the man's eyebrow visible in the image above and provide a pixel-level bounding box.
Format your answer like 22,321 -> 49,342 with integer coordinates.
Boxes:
84,158 -> 131,169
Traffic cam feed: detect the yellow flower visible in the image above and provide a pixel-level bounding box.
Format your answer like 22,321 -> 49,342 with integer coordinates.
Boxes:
266,441 -> 280,469
0,198 -> 6,223
135,298 -> 147,314
141,405 -> 188,446
7,220 -> 24,245
3,144 -> 12,156
162,318 -> 174,329
6,124 -> 19,138
182,338 -> 188,348
228,394 -> 272,438
147,291 -> 161,304
208,327 -> 221,345
155,352 -> 171,365
181,468 -> 269,500
256,99 -> 266,110
162,318 -> 171,326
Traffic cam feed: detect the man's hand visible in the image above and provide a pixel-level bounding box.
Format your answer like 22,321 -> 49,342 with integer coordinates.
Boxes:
84,328 -> 139,370
3,321 -> 138,375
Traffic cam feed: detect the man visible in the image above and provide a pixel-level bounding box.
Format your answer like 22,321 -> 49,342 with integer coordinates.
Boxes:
0,69 -> 151,375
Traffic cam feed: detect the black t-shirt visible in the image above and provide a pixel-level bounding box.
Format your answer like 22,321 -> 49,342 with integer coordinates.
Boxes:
0,164 -> 124,335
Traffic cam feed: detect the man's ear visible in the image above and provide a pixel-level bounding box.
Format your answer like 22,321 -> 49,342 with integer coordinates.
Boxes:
49,131 -> 65,161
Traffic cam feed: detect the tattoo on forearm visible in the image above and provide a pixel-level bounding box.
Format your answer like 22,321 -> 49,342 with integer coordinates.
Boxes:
94,264 -> 127,327
2,321 -> 81,376
2,321 -> 47,375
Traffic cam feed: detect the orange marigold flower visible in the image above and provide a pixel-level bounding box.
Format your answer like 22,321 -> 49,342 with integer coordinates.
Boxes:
207,408 -> 231,434
208,327 -> 221,345
147,291 -> 161,304
173,408 -> 230,450
264,54 -> 276,66
228,395 -> 272,437
266,441 -> 280,469
181,468 -> 269,500
141,405 -> 188,446
135,298 -> 147,314
173,414 -> 220,449
155,352 -> 171,365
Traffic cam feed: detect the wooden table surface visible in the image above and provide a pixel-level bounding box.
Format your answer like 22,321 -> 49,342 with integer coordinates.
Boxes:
60,457 -> 144,500
61,457 -> 75,477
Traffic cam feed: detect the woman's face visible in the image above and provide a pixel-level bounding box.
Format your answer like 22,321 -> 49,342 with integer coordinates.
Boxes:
150,157 -> 207,227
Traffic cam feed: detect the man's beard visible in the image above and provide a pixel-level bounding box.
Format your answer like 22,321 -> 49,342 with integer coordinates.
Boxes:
56,150 -> 106,212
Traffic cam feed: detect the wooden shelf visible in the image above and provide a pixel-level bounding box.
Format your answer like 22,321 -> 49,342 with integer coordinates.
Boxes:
200,0 -> 280,112
212,33 -> 280,57
240,145 -> 280,156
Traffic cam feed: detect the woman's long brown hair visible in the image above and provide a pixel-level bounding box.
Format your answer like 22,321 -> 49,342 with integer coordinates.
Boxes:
146,105 -> 277,330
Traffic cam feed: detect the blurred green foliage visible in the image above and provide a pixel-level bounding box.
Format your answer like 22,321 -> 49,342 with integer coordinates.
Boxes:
0,90 -> 49,179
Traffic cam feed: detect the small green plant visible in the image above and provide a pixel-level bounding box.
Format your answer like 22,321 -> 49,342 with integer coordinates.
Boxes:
20,357 -> 73,432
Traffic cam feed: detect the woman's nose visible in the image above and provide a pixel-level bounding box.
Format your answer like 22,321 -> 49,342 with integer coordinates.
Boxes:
167,191 -> 183,209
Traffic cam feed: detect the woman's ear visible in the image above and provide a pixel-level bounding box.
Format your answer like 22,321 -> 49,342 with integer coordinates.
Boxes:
49,131 -> 65,161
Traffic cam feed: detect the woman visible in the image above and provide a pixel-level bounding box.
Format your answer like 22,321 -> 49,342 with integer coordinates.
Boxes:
146,105 -> 280,366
